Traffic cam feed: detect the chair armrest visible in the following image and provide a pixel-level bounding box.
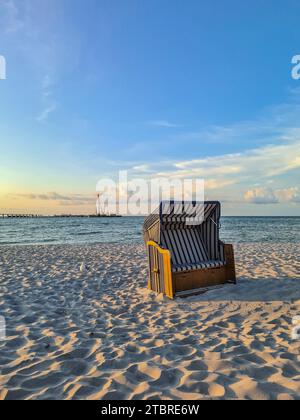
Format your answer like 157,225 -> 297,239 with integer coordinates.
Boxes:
146,241 -> 174,299
147,241 -> 169,254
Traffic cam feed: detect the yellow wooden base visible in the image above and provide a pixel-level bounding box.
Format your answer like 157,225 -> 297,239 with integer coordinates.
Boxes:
147,242 -> 236,299
173,244 -> 236,294
147,241 -> 174,299
173,266 -> 227,292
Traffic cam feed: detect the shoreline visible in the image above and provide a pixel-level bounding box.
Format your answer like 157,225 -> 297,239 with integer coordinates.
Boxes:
0,239 -> 299,248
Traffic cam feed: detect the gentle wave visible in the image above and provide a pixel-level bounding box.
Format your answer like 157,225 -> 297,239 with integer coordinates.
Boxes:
0,216 -> 299,246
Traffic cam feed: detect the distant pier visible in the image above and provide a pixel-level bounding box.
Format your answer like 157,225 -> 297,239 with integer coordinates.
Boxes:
0,214 -> 42,218
0,214 -> 122,218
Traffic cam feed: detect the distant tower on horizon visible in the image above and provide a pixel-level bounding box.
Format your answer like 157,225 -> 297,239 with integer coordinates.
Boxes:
96,194 -> 101,216
96,193 -> 110,216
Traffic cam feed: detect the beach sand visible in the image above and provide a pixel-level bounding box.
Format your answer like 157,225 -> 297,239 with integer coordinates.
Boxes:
0,243 -> 300,400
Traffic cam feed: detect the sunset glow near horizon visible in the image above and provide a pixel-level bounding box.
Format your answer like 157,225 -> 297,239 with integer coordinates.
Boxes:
0,0 -> 300,216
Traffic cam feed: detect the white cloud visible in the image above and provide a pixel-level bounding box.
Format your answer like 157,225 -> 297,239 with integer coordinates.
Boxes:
8,192 -> 95,206
132,164 -> 151,173
244,188 -> 279,204
0,0 -> 25,33
153,139 -> 300,183
37,104 -> 56,123
37,74 -> 57,122
245,187 -> 300,205
148,120 -> 182,128
0,1 -> 80,124
204,179 -> 236,190
275,187 -> 300,203
131,90 -> 300,189
41,74 -> 54,96
130,102 -> 300,205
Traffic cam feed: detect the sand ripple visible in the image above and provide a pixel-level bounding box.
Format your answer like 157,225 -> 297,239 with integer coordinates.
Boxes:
0,243 -> 300,400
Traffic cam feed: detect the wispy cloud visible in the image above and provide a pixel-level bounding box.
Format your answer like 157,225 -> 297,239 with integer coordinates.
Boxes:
166,138 -> 300,179
245,187 -> 300,204
131,97 -> 300,205
41,74 -> 54,96
132,164 -> 152,173
0,0 -> 25,33
149,139 -> 300,203
147,120 -> 182,128
36,74 -> 57,122
132,135 -> 299,191
244,188 -> 279,205
37,104 -> 57,123
0,1 -> 80,124
8,192 -> 95,206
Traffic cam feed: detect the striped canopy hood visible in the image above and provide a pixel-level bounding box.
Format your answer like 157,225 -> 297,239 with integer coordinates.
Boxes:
143,201 -> 221,244
144,201 -> 225,274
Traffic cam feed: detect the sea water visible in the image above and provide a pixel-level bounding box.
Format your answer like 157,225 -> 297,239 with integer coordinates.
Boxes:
0,216 -> 299,246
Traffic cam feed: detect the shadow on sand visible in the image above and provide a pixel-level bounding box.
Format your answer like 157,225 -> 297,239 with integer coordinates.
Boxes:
188,277 -> 300,303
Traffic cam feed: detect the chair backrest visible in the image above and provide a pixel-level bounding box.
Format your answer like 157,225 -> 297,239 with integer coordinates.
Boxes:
199,207 -> 221,260
143,201 -> 224,265
161,225 -> 209,267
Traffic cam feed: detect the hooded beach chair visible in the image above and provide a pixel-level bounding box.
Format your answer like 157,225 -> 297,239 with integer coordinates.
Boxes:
143,201 -> 236,299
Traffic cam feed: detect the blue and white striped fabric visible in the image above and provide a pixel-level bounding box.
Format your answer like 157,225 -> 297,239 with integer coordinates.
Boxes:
161,227 -> 209,265
172,260 -> 225,273
143,201 -> 225,274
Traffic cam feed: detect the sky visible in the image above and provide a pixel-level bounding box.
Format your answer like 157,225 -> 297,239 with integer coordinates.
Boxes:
0,0 -> 300,215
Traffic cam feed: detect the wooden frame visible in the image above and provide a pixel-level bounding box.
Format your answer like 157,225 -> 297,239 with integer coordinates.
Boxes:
147,241 -> 173,299
147,242 -> 236,299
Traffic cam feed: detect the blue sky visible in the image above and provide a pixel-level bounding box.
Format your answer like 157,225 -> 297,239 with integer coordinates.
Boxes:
0,0 -> 300,215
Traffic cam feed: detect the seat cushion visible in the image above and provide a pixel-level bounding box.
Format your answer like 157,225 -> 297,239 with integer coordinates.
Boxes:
172,260 -> 225,273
